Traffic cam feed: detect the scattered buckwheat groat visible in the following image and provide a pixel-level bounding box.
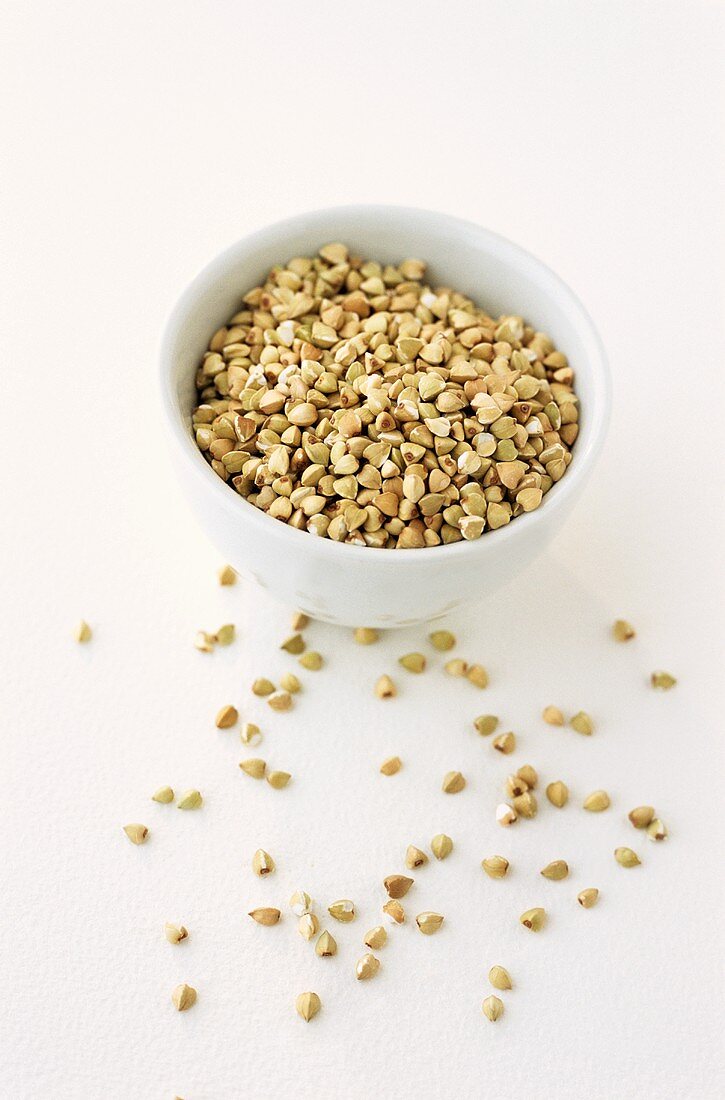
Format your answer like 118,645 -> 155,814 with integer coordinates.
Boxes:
280,632 -> 305,654
442,770 -> 466,793
240,758 -> 266,779
482,995 -> 504,1022
218,564 -> 237,585
489,966 -> 512,990
492,731 -> 515,754
233,733 -> 258,766
328,900 -> 356,923
249,907 -> 281,925
252,849 -> 275,876
151,786 -> 174,804
474,714 -> 498,735
405,845 -> 428,869
444,659 -> 468,677
467,664 -> 489,688
570,711 -> 594,735
177,789 -> 203,810
296,992 -> 321,1022
194,630 -> 215,653
191,245 -> 580,548
380,756 -> 402,776
651,671 -> 676,690
298,914 -> 318,940
384,874 -> 414,899
519,907 -> 546,931
364,926 -> 388,949
165,923 -> 189,944
431,834 -> 453,860
416,912 -> 444,935
172,984 -> 197,1012
613,619 -> 635,642
541,860 -> 569,880
429,630 -> 455,651
215,624 -> 235,646
629,805 -> 654,828
267,770 -> 292,789
583,790 -> 610,812
356,954 -> 381,980
216,705 -> 238,729
482,855 -> 509,879
289,891 -> 313,915
542,705 -> 564,725
267,690 -> 293,711
517,764 -> 537,788
506,775 -> 527,798
496,803 -> 517,826
375,675 -> 396,698
354,627 -> 379,644
546,781 -> 569,808
252,678 -> 275,697
399,652 -> 426,673
123,823 -> 148,845
512,791 -> 537,818
383,900 -> 405,924
280,672 -> 301,693
315,931 -> 337,957
614,847 -> 641,868
647,818 -> 667,841
73,620 -> 92,643
577,888 -> 599,908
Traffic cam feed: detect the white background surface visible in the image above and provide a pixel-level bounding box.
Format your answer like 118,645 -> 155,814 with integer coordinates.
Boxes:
1,2 -> 723,1098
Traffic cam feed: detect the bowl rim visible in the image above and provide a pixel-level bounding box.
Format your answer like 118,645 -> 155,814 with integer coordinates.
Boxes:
159,204 -> 611,567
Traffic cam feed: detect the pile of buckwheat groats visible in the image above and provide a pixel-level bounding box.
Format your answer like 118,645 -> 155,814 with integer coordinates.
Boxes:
106,566 -> 677,1041
191,245 -> 579,548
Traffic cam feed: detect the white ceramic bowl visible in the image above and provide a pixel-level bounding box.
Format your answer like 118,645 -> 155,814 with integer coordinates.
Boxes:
160,206 -> 610,627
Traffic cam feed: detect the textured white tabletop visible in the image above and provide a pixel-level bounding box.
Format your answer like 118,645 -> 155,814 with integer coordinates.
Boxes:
1,2 -> 723,1098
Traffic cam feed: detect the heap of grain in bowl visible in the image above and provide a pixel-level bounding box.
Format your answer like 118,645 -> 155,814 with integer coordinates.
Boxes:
192,244 -> 579,549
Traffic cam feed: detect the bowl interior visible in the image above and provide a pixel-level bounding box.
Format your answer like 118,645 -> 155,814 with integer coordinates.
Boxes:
163,205 -> 609,553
